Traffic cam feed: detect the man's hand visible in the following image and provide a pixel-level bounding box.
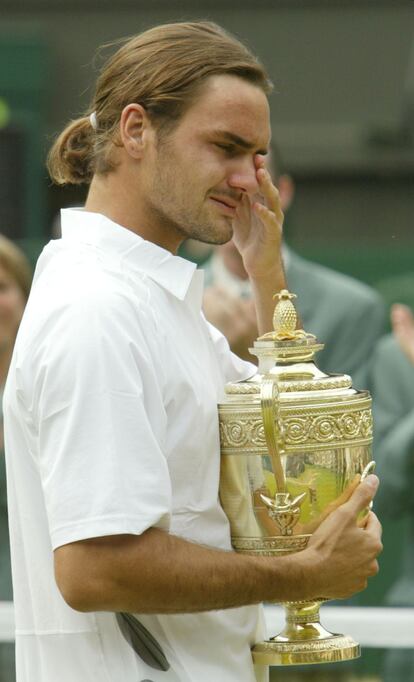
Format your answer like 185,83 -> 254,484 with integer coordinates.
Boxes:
299,475 -> 382,601
232,154 -> 284,281
230,155 -> 286,336
391,303 -> 414,365
203,286 -> 258,361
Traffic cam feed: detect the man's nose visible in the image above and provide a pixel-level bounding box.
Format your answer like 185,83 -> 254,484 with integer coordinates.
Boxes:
227,160 -> 259,195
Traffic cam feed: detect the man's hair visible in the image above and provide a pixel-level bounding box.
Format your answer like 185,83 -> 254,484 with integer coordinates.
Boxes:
47,21 -> 272,186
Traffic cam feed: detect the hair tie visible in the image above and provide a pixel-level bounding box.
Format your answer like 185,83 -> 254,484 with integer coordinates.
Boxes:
89,112 -> 98,131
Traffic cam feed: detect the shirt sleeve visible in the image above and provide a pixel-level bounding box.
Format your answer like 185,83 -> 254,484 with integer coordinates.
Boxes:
29,287 -> 172,550
204,318 -> 257,384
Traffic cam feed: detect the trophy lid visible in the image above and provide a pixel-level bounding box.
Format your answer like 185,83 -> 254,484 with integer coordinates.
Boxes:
251,290 -> 325,363
225,289 -> 354,397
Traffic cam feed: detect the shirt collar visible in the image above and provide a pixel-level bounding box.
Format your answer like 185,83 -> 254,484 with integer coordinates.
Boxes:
60,208 -> 197,301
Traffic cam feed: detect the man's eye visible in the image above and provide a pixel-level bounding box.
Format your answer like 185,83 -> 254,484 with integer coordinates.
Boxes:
215,143 -> 237,155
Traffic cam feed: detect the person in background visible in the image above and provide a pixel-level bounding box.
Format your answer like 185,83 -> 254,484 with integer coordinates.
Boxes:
0,235 -> 32,682
202,144 -> 386,388
369,302 -> 414,681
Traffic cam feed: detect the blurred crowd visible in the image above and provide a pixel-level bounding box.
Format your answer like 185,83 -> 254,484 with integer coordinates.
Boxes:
0,236 -> 31,681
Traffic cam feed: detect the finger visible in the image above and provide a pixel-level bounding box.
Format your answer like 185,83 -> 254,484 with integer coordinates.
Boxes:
254,154 -> 267,170
356,505 -> 373,528
364,511 -> 382,539
342,475 -> 379,516
316,475 -> 361,526
234,193 -> 255,238
334,474 -> 361,506
253,201 -> 284,233
363,514 -> 383,559
256,168 -> 283,219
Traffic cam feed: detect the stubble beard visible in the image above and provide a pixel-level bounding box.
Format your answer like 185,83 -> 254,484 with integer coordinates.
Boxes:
149,199 -> 233,246
148,166 -> 234,247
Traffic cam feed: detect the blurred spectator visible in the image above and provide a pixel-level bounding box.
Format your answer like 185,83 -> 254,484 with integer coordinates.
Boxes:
202,145 -> 386,388
371,304 -> 414,605
0,235 -> 31,682
369,303 -> 414,681
375,272 -> 414,328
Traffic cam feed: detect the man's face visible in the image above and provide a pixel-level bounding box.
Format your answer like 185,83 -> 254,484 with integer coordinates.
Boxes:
143,74 -> 271,249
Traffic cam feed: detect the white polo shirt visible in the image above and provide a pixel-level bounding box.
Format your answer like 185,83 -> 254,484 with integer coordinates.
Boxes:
4,209 -> 267,682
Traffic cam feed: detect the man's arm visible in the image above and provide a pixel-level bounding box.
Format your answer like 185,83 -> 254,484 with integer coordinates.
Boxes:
55,475 -> 381,614
231,158 -> 287,336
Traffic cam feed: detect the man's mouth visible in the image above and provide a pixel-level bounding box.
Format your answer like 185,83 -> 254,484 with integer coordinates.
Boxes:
209,195 -> 239,215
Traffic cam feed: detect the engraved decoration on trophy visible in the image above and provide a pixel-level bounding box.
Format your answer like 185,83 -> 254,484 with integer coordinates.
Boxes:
218,289 -> 375,667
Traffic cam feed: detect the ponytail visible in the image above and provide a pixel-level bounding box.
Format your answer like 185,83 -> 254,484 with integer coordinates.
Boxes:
47,116 -> 95,185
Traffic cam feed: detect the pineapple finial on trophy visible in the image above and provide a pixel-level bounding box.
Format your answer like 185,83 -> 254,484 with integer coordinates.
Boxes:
259,289 -> 309,342
272,290 -> 298,339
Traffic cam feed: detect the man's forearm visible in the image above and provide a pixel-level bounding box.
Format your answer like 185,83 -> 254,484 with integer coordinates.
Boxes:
55,476 -> 382,615
250,261 -> 286,335
55,527 -> 310,614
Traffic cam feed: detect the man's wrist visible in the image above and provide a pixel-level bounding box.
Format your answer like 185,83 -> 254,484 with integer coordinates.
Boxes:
257,551 -> 317,604
244,258 -> 284,284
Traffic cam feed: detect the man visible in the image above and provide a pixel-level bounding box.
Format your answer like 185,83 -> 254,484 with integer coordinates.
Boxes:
4,22 -> 381,682
203,146 -> 386,388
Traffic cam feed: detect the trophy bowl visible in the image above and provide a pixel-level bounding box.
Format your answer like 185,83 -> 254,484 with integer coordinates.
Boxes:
218,291 -> 374,666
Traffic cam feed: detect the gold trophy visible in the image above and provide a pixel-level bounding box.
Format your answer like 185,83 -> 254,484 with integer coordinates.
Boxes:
218,290 -> 375,666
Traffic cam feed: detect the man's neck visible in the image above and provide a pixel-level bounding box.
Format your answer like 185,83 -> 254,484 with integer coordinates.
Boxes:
85,173 -> 183,254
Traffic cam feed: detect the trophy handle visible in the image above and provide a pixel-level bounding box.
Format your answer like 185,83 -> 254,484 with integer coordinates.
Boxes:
260,378 -> 287,494
260,379 -> 307,536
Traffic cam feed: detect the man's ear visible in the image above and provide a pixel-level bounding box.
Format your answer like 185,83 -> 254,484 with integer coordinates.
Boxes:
119,103 -> 152,159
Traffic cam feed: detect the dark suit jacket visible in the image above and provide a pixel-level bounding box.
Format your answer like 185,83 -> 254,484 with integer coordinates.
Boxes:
203,247 -> 386,390
281,249 -> 386,389
370,334 -> 414,606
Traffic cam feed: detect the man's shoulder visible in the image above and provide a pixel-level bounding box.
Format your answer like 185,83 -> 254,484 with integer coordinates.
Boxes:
33,240 -> 149,310
20,243 -> 157,353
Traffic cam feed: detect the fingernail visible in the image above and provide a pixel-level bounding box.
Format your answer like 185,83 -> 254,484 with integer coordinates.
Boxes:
364,474 -> 379,491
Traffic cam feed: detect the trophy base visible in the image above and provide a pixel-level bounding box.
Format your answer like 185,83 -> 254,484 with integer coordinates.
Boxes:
252,601 -> 360,666
252,633 -> 360,666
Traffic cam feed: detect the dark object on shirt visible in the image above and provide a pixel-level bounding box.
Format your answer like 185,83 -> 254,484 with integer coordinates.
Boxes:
116,612 -> 170,672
